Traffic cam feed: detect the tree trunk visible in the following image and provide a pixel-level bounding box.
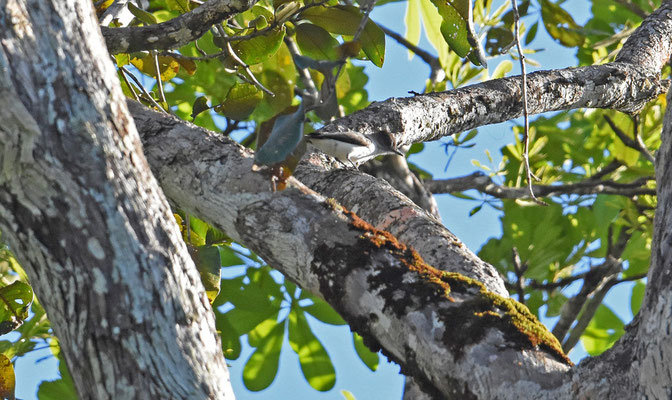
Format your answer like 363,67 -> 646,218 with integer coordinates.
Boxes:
0,1 -> 233,398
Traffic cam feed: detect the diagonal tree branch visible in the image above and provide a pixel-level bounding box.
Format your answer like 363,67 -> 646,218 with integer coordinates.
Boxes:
316,1 -> 672,146
101,0 -> 258,54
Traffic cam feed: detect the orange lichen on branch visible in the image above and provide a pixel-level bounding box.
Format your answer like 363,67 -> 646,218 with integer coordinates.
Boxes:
324,199 -> 572,365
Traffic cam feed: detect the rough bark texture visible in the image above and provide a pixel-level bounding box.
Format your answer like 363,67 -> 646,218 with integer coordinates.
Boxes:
0,1 -> 233,398
101,0 -> 258,54
133,104 -> 573,398
1,0 -> 672,397
130,1 -> 672,397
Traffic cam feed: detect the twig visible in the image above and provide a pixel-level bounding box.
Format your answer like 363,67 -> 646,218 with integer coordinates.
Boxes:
424,172 -> 656,198
284,37 -> 319,106
511,0 -> 542,204
511,248 -> 527,304
562,266 -> 619,352
116,60 -> 141,102
552,229 -> 630,346
613,0 -> 648,18
528,272 -> 588,291
119,66 -> 168,113
380,25 -> 445,85
152,51 -> 169,113
604,114 -> 655,164
224,40 -> 274,96
161,0 -> 331,61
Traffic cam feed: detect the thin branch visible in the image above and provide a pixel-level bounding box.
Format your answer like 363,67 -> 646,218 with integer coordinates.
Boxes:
380,25 -> 445,85
284,37 -> 319,106
119,66 -> 168,113
604,114 -> 655,163
562,264 -> 620,352
528,272 -> 588,291
424,172 -> 656,198
511,0 -> 542,204
552,229 -> 630,347
613,0 -> 648,18
511,248 -> 527,304
101,0 -> 257,54
223,39 -> 274,96
152,51 -> 169,113
116,61 -> 141,102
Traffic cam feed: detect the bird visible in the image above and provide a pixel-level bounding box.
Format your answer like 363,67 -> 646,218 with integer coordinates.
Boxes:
305,130 -> 404,168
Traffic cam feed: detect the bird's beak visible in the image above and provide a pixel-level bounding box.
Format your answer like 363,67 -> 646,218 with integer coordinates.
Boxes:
393,148 -> 405,157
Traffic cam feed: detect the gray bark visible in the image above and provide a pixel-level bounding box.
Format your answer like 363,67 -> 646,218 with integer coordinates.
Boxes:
0,0 -> 671,398
129,1 -> 672,397
0,1 -> 233,399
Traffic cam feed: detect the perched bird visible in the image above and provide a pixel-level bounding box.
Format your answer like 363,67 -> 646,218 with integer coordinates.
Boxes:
305,130 -> 404,168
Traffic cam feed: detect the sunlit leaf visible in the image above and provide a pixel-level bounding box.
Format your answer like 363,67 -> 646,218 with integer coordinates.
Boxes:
296,23 -> 340,60
243,322 -> 285,391
216,83 -> 264,121
231,27 -> 285,65
0,281 -> 33,335
630,281 -> 646,316
128,2 -> 157,25
353,332 -> 378,371
539,0 -> 585,47
288,307 -> 336,391
0,355 -> 14,400
191,245 -> 221,304
130,55 -> 180,81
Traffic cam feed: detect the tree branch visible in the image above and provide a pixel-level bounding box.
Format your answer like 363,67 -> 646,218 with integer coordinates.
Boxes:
101,0 -> 258,54
604,114 -> 656,163
131,103 -> 581,399
424,172 -> 656,198
316,2 -> 672,146
380,25 -> 445,85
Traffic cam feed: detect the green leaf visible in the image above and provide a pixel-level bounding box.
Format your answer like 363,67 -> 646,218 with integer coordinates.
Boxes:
525,21 -> 539,45
300,5 -> 361,35
405,0 -> 422,59
165,0 -> 190,12
630,281 -> 646,316
231,27 -> 285,65
429,0 -> 471,57
254,102 -> 306,166
341,390 -> 357,400
360,20 -> 386,67
302,297 -> 346,325
243,322 -> 285,391
216,82 -> 263,121
296,23 -> 340,60
38,354 -> 77,400
219,247 -> 243,267
288,307 -> 336,391
127,2 -> 157,25
491,60 -> 512,79
581,304 -> 624,356
0,281 -> 33,335
353,332 -> 378,371
192,245 -> 222,304
0,355 -> 14,400
539,0 -> 585,47
191,96 -> 209,120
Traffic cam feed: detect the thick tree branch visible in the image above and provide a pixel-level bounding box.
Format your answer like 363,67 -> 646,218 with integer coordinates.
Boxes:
131,103 -> 582,399
424,172 -> 656,198
101,0 -> 257,54
0,1 -> 233,398
316,2 -> 672,146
